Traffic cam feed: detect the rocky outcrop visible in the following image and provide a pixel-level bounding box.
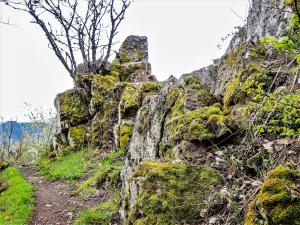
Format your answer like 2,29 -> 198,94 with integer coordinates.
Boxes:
52,1 -> 300,224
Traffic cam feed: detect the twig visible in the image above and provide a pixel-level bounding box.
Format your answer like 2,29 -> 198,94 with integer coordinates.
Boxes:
230,8 -> 246,22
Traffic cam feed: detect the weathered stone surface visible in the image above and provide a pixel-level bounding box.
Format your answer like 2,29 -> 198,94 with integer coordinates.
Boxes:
120,80 -> 178,218
54,89 -> 90,131
77,60 -> 111,76
119,35 -> 149,63
111,35 -> 151,82
246,0 -> 291,41
178,64 -> 218,92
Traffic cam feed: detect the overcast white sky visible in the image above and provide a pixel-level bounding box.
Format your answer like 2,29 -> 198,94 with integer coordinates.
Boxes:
0,0 -> 248,121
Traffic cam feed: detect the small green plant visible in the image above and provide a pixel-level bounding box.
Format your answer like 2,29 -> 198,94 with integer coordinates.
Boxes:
75,148 -> 125,197
38,150 -> 89,180
74,193 -> 120,225
0,167 -> 35,225
250,91 -> 300,138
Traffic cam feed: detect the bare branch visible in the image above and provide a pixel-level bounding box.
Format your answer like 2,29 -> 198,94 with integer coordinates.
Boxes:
2,0 -> 132,77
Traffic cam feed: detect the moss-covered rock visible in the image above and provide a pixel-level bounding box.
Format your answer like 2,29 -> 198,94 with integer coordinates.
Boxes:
126,160 -> 224,225
120,84 -> 141,118
245,165 -> 300,225
91,75 -> 119,114
56,89 -> 90,127
111,60 -> 151,82
119,124 -> 134,150
68,124 -> 89,149
166,103 -> 233,144
0,161 -> 8,171
119,36 -> 148,63
139,82 -> 159,99
91,101 -> 118,150
120,82 -> 159,119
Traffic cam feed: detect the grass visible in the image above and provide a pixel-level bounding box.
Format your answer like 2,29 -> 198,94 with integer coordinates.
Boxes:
0,167 -> 35,225
74,193 -> 120,225
37,150 -> 89,181
75,148 -> 125,197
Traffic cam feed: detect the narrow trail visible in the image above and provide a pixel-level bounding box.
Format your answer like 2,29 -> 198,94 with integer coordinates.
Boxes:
20,167 -> 105,225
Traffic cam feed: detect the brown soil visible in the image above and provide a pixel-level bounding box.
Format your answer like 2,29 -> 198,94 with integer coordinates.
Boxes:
20,167 -> 107,225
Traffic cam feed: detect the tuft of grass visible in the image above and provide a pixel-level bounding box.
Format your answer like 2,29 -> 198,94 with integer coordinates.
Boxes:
74,193 -> 120,225
75,148 -> 125,198
0,167 -> 35,225
38,150 -> 88,181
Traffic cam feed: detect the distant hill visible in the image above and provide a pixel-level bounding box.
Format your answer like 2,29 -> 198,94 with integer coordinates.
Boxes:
0,121 -> 35,140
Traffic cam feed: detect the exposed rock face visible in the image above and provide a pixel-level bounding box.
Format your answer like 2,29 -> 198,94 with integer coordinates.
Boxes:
111,35 -> 151,82
247,0 -> 292,41
178,64 -> 218,93
52,1 -> 300,224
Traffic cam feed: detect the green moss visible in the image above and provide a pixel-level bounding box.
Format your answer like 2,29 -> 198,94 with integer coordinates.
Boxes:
91,80 -> 125,149
91,101 -> 118,149
167,103 -> 233,143
224,72 -> 242,110
166,88 -> 184,117
223,63 -> 270,111
239,64 -> 270,102
139,82 -> 159,99
57,89 -> 90,126
249,41 -> 269,60
69,124 -> 88,149
120,124 -> 134,150
121,84 -> 141,118
111,59 -> 122,79
111,59 -> 149,82
183,75 -> 200,86
170,91 -> 187,118
127,160 -> 223,225
186,82 -> 216,107
226,44 -> 245,67
245,165 -> 300,225
120,82 -> 159,119
167,76 -> 216,119
0,167 -> 35,225
91,75 -> 118,111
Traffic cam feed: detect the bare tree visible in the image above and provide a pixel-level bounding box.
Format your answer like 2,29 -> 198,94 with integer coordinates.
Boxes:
12,126 -> 29,160
1,0 -> 132,78
24,104 -> 55,149
0,118 -> 18,160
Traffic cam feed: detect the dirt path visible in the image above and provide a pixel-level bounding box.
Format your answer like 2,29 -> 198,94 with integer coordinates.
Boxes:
20,167 -> 106,225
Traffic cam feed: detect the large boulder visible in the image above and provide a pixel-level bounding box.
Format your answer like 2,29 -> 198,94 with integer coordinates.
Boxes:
126,160 -> 224,225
